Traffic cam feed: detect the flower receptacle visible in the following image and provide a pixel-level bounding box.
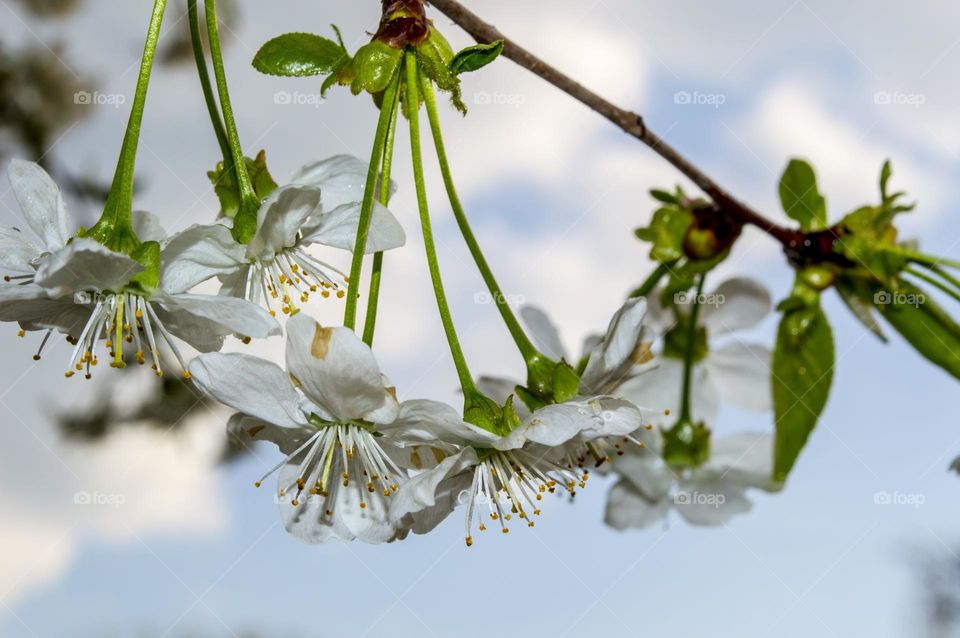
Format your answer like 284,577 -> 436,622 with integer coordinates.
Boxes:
662,419 -> 711,469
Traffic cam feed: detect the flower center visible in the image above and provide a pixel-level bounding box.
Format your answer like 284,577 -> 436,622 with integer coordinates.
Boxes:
259,423 -> 402,516
59,292 -> 189,380
463,449 -> 587,547
246,247 -> 349,316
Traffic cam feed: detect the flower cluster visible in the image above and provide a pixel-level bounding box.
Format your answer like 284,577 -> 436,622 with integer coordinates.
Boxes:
22,0 -> 936,551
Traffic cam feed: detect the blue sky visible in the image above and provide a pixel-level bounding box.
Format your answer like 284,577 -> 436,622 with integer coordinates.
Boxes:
1,1 -> 959,636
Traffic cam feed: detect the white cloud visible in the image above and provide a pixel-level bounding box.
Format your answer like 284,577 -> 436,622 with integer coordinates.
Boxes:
738,80 -> 946,226
0,368 -> 228,605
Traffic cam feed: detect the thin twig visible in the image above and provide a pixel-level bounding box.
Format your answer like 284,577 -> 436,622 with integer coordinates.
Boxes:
427,0 -> 808,250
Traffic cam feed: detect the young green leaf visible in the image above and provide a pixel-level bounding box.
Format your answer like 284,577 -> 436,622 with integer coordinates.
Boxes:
874,281 -> 960,380
772,299 -> 835,482
253,32 -> 346,77
450,40 -> 504,75
779,159 -> 828,231
835,281 -> 887,342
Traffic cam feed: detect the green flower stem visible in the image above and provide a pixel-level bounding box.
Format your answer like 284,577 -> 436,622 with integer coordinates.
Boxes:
929,264 -> 960,293
361,80 -> 402,346
204,0 -> 256,208
91,0 -> 167,247
405,52 -> 477,394
906,267 -> 960,305
629,261 -> 675,299
678,275 -> 706,422
342,71 -> 402,331
187,0 -> 230,162
898,249 -> 960,272
420,78 -> 539,364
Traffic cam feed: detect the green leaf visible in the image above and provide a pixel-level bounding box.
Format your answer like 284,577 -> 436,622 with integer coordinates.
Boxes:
773,297 -> 835,482
873,280 -> 960,380
650,189 -> 679,205
450,40 -> 504,75
779,159 -> 828,231
835,280 -> 887,342
253,32 -> 347,77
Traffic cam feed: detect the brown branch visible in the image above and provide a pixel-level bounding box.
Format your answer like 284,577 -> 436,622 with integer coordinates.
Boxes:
427,0 -> 831,259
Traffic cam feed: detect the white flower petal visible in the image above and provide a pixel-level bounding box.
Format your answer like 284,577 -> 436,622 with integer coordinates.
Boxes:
476,375 -> 517,401
700,277 -> 772,335
156,292 -> 281,350
385,399 -> 500,448
504,397 -> 644,449
699,431 -> 779,491
641,289 -> 674,337
160,224 -> 245,294
0,287 -> 90,335
618,358 -> 719,427
227,413 -> 309,456
611,451 -> 674,501
390,448 -> 478,522
0,227 -> 42,273
33,238 -> 142,294
604,479 -> 670,530
289,154 -> 394,212
280,466 -> 397,544
399,472 -> 474,536
675,479 -> 752,526
8,159 -> 71,249
132,210 -> 167,243
189,353 -> 307,428
705,342 -> 773,412
580,297 -> 650,393
284,313 -> 388,422
246,185 -> 322,260
300,200 -> 405,254
519,305 -> 567,361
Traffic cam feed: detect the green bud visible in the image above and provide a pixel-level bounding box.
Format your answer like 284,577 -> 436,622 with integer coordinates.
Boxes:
463,392 -> 520,437
207,150 -> 278,219
338,40 -> 403,96
663,323 -> 708,363
683,226 -> 719,260
662,419 -> 711,469
799,265 -> 836,291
